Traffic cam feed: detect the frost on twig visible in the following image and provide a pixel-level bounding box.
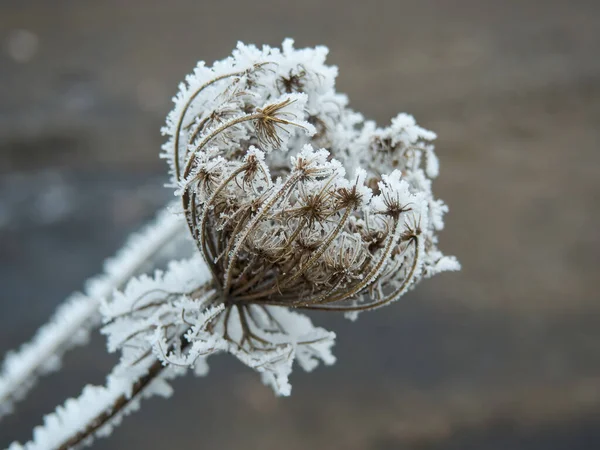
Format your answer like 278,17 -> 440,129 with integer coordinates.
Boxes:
7,354 -> 181,450
0,204 -> 185,419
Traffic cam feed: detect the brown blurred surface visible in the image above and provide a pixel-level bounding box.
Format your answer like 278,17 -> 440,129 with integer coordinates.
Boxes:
1,0 -> 599,449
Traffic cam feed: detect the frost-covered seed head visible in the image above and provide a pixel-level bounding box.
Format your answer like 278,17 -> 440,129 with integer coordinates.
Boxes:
160,39 -> 460,312
101,39 -> 460,397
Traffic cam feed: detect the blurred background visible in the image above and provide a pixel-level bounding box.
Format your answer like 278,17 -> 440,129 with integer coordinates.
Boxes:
1,0 -> 599,448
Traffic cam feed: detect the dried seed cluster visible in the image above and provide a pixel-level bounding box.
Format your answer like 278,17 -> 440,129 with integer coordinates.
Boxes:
99,39 -> 460,398
162,39 -> 459,315
4,41 -> 463,450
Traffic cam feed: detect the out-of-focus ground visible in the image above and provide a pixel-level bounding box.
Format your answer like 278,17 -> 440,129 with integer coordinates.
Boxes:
1,0 -> 599,448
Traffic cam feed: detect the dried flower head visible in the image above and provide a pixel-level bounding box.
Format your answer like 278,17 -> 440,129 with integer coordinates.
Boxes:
106,39 -> 459,396
3,39 -> 463,450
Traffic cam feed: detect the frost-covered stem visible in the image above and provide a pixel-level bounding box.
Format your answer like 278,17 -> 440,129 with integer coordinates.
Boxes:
0,299 -> 98,422
220,209 -> 254,283
183,97 -> 308,180
274,207 -> 353,284
13,283 -> 219,450
183,114 -> 262,179
0,205 -> 184,420
237,206 -> 353,301
173,68 -> 260,179
230,218 -> 307,297
8,356 -> 167,450
306,215 -> 403,306
59,360 -> 164,450
364,237 -> 420,307
223,172 -> 302,293
306,236 -> 421,310
197,164 -> 250,277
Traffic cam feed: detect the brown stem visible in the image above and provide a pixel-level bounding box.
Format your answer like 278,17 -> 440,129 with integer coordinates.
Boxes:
231,217 -> 306,297
236,206 -> 353,302
173,67 -> 262,180
312,215 -> 402,305
182,190 -> 221,288
182,114 -> 262,179
58,285 -> 219,449
223,172 -> 302,293
57,359 -> 165,450
302,236 -> 420,311
195,164 -> 250,275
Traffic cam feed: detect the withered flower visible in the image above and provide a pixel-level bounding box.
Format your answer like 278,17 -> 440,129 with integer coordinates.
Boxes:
6,39 -> 459,450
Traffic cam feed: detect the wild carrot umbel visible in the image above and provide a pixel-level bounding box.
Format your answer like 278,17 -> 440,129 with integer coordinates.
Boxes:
6,39 -> 459,450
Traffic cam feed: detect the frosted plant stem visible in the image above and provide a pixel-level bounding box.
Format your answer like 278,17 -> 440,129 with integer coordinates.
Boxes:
57,361 -> 164,450
182,113 -> 261,179
8,356 -> 171,450
172,62 -> 269,179
0,204 -> 185,420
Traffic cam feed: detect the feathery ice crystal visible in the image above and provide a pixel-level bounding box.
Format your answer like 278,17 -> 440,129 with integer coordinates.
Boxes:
6,39 -> 459,449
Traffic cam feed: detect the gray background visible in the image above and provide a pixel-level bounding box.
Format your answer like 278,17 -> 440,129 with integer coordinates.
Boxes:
1,0 -> 599,448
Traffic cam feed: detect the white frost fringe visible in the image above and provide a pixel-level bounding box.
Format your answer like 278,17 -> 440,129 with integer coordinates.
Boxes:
7,359 -> 183,450
0,204 -> 185,419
